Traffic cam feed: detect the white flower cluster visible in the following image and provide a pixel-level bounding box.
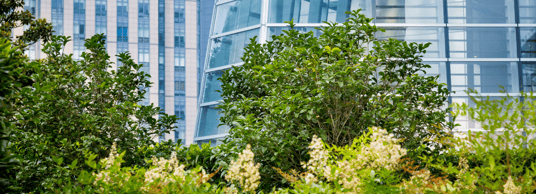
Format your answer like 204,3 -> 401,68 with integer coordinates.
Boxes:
501,176 -> 521,194
302,127 -> 407,193
143,152 -> 209,190
225,144 -> 261,193
301,135 -> 329,184
144,152 -> 186,185
94,142 -> 119,184
358,127 -> 407,170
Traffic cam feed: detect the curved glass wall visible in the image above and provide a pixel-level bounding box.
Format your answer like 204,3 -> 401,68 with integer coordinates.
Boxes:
196,0 -> 536,144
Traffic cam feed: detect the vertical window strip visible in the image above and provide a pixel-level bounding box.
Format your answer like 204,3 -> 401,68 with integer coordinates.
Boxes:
139,0 -> 150,106
174,0 -> 186,144
96,0 -> 107,35
73,0 -> 86,60
51,0 -> 64,36
117,0 -> 129,66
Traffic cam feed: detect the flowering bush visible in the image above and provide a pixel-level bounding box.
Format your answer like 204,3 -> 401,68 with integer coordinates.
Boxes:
273,127 -> 407,193
225,144 -> 261,193
68,143 -> 220,194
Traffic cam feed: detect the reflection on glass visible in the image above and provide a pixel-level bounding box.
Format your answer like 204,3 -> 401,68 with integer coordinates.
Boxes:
269,0 -> 366,23
522,62 -> 536,92
420,62 -> 448,84
448,28 -> 517,58
197,105 -> 230,137
450,62 -> 519,93
267,27 -> 321,40
375,0 -> 444,23
519,0 -> 536,23
447,0 -> 515,24
520,28 -> 536,58
203,71 -> 224,103
208,29 -> 259,69
377,27 -> 445,58
213,0 -> 261,35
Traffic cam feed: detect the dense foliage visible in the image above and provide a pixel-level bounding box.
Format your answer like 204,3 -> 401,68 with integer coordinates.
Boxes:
0,1 -> 53,191
1,1 -> 535,192
217,10 -> 454,190
5,35 -> 178,192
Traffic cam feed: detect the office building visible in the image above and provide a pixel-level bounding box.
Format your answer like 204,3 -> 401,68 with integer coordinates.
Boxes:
196,0 -> 536,144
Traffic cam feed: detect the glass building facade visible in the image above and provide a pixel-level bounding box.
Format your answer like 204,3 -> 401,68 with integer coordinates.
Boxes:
196,0 -> 536,144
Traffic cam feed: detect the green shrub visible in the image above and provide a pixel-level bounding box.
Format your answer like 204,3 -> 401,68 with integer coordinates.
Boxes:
8,34 -> 177,192
218,9 -> 453,190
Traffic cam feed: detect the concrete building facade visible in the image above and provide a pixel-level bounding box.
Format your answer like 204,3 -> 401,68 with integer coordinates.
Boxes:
196,0 -> 536,144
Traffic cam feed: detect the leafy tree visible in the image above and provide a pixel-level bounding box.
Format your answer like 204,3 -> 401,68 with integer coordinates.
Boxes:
218,10 -> 453,190
0,0 -> 53,48
0,38 -> 29,193
8,34 -> 177,192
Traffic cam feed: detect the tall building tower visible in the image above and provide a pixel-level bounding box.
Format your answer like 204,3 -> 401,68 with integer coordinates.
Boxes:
18,0 -> 203,145
196,0 -> 536,144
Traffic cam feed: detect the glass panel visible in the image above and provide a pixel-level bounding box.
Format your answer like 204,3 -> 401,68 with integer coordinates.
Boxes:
269,0 -> 366,23
520,28 -> 536,58
375,0 -> 444,23
208,29 -> 259,69
377,27 -> 445,58
213,0 -> 261,35
450,62 -> 519,94
197,105 -> 230,137
448,28 -> 517,58
447,0 -> 515,24
203,71 -> 224,103
267,27 -> 321,40
420,62 -> 448,84
522,62 -> 536,92
519,0 -> 536,23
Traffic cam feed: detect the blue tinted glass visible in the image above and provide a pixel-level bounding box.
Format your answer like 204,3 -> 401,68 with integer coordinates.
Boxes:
522,62 -> 536,92
420,62 -> 448,84
52,0 -> 64,35
375,0 -> 444,23
377,27 -> 445,58
197,105 -> 230,137
203,71 -> 223,103
213,0 -> 261,35
520,0 -> 536,23
208,29 -> 259,69
450,62 -> 520,93
269,0 -> 365,23
268,27 -> 321,40
447,0 -> 515,24
448,28 -> 517,58
521,28 -> 536,58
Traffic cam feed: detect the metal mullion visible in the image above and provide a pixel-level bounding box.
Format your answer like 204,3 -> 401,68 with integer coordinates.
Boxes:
210,25 -> 261,39
215,0 -> 235,6
194,133 -> 230,141
205,62 -> 245,73
200,101 -> 222,107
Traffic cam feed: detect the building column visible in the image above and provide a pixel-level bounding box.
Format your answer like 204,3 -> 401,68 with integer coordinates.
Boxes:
107,0 -> 117,70
64,0 -> 73,54
164,0 -> 176,141
149,0 -> 159,108
184,0 -> 198,145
